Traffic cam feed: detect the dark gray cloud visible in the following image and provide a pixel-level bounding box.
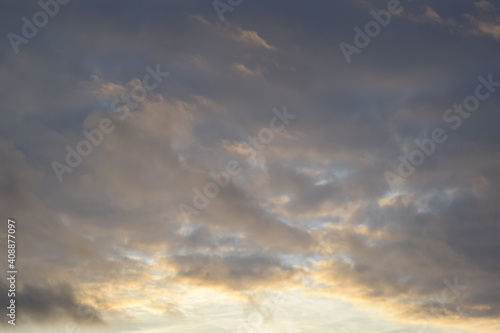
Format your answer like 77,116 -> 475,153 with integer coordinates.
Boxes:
0,282 -> 104,327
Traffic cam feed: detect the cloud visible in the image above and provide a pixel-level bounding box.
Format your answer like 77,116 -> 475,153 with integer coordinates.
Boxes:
231,63 -> 261,77
231,28 -> 276,50
0,282 -> 104,327
190,13 -> 276,50
168,253 -> 298,290
466,1 -> 500,40
409,1 -> 500,41
1,0 -> 500,332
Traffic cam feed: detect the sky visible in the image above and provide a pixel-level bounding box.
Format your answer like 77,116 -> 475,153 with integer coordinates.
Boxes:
1,0 -> 500,332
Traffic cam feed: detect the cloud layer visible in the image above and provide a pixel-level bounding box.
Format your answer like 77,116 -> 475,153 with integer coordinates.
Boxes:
1,0 -> 500,332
